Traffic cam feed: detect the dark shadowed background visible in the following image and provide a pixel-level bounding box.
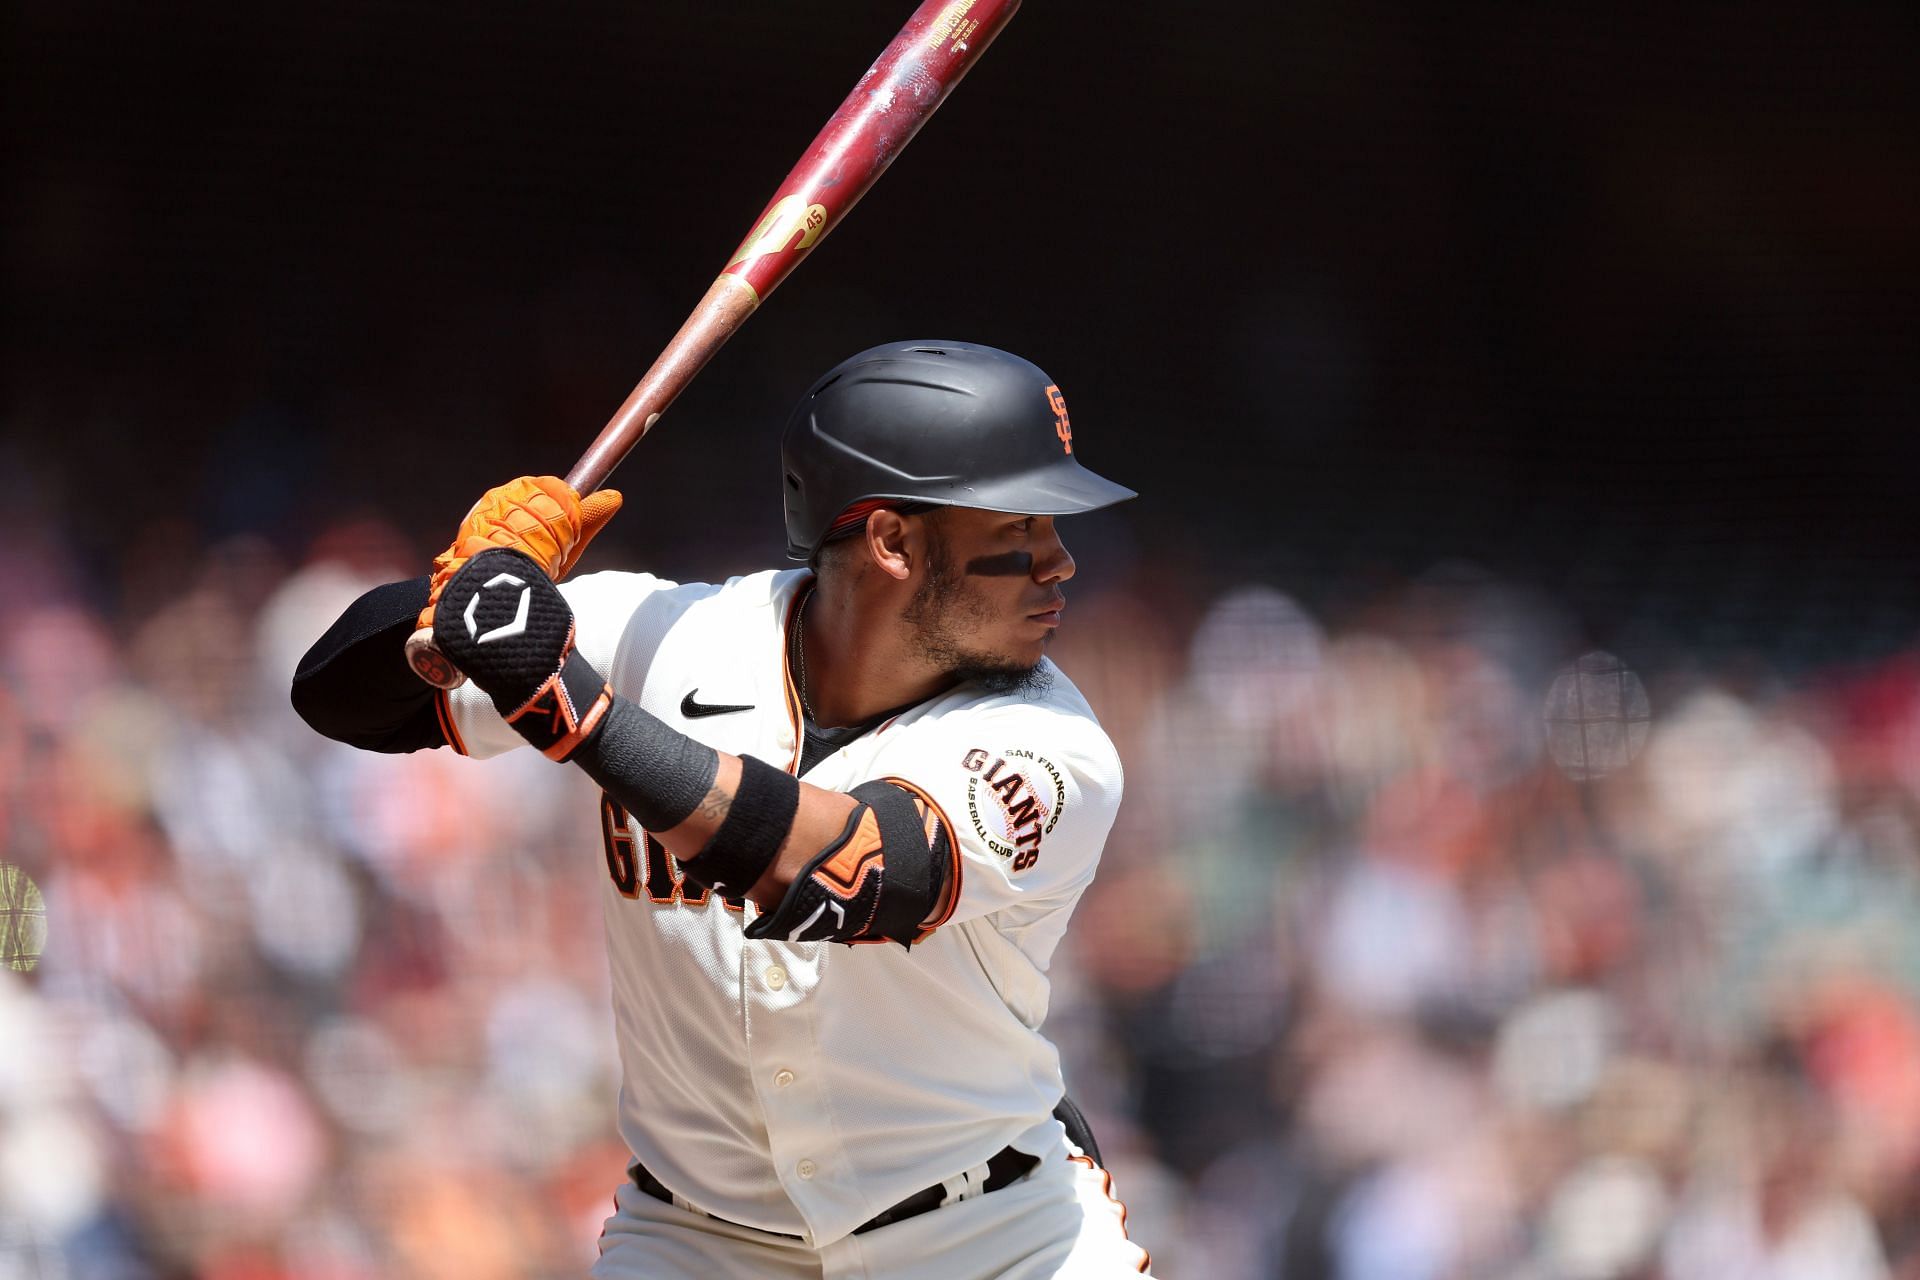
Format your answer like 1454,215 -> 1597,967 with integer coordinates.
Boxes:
9,0 -> 1916,659
5,3 -> 1920,1277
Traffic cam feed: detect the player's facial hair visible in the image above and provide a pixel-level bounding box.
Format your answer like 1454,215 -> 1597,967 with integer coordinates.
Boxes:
903,519 -> 1052,698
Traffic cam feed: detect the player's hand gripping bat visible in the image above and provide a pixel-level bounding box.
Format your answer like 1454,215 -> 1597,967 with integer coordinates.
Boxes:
405,0 -> 1022,688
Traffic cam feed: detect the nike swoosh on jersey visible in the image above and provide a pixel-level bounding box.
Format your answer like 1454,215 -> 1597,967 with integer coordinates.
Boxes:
681,690 -> 756,718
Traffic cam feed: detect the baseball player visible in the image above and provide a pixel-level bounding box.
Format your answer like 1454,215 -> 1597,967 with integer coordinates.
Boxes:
293,340 -> 1152,1277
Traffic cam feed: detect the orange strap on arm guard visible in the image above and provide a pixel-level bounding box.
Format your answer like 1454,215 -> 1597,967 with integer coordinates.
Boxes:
738,779 -> 957,949
416,475 -> 623,631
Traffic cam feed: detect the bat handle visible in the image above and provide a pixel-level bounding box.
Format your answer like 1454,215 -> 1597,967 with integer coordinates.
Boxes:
566,274 -> 760,494
405,625 -> 466,690
406,273 -> 755,691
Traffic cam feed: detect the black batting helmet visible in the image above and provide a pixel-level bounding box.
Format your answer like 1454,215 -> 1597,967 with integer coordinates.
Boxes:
780,340 -> 1137,561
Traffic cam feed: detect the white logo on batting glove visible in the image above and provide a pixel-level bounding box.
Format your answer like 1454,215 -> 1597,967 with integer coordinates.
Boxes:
465,572 -> 531,644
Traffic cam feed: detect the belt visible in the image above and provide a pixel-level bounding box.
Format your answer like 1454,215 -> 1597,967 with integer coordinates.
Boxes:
629,1145 -> 1040,1238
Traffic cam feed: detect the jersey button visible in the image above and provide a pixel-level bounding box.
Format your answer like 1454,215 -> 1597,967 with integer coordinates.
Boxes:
773,1069 -> 795,1089
796,1160 -> 817,1180
765,965 -> 788,991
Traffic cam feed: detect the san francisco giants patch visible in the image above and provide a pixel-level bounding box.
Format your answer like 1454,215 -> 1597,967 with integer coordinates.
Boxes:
960,747 -> 1066,873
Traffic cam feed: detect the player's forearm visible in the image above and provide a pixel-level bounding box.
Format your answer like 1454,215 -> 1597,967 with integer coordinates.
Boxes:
637,741 -> 954,946
655,754 -> 858,908
563,698 -> 948,946
569,704 -> 854,908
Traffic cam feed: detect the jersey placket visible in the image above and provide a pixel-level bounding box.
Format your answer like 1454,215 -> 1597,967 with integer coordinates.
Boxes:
740,938 -> 866,1241
739,576 -> 865,1242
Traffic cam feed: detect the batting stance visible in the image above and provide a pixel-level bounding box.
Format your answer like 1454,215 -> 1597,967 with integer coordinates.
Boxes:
294,341 -> 1152,1277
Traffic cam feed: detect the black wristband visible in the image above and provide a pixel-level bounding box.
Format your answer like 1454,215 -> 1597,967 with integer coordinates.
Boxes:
571,697 -> 721,833
679,755 -> 800,897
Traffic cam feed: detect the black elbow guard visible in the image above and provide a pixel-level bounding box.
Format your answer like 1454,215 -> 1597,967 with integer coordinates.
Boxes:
743,778 -> 956,948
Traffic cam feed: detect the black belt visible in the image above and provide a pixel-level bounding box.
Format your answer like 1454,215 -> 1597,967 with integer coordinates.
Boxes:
629,1144 -> 1040,1237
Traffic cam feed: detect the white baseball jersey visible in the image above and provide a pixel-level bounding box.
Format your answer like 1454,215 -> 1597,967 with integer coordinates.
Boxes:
440,567 -> 1124,1248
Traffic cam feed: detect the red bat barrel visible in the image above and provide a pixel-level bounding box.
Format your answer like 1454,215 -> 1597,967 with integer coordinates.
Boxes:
565,0 -> 1022,493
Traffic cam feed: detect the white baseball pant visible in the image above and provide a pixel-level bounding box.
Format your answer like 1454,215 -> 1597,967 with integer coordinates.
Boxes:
593,1137 -> 1153,1279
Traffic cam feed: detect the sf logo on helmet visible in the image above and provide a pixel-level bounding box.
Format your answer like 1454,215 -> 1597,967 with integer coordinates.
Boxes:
1045,385 -> 1072,455
464,572 -> 532,644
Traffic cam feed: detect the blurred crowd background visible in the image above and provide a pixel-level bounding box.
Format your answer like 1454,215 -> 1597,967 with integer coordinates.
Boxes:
6,1 -> 1918,1277
10,529 -> 1920,1279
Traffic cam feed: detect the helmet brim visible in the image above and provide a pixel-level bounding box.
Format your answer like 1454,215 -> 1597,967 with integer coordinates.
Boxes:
917,459 -> 1138,519
787,462 -> 1136,560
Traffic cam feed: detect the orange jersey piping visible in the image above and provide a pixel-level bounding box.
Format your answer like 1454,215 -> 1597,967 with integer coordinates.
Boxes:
779,577 -> 814,775
434,687 -> 469,756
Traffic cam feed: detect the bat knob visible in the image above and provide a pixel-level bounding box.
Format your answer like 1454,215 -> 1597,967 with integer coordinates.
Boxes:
405,626 -> 467,690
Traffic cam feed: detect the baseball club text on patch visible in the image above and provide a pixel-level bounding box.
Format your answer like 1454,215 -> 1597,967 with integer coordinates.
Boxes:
961,747 -> 1066,873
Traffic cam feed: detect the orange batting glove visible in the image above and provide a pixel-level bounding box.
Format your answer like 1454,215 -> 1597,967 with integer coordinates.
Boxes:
416,476 -> 624,633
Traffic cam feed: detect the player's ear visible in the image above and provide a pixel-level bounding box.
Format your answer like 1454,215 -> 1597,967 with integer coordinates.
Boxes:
865,509 -> 915,581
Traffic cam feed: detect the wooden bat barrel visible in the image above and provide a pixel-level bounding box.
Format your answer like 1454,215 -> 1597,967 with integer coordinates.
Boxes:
409,0 -> 1022,687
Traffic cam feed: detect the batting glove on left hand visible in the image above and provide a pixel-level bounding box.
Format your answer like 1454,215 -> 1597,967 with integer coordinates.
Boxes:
433,547 -> 613,761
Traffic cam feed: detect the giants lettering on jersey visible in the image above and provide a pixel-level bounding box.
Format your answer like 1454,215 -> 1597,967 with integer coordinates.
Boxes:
960,747 -> 1067,874
600,793 -> 746,911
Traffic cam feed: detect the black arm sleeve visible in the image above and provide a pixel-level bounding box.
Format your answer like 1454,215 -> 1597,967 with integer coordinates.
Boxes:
571,696 -> 723,833
290,577 -> 448,753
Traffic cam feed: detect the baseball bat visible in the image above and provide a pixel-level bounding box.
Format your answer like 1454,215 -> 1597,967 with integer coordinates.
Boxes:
406,0 -> 1021,687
